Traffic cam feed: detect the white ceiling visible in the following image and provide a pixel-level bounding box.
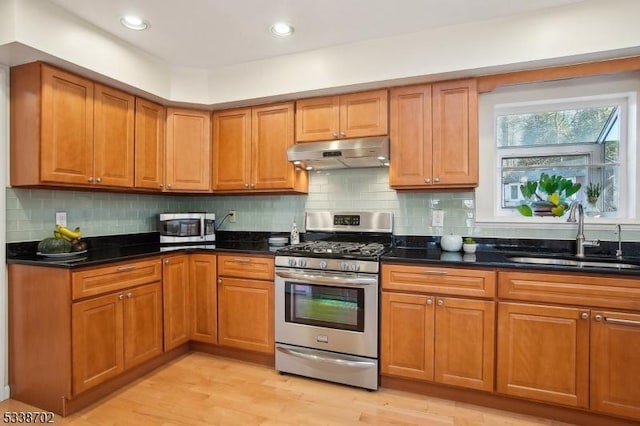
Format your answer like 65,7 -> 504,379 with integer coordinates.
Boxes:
48,0 -> 583,71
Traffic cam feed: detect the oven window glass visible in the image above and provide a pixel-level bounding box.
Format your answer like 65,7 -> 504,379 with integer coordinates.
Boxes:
284,282 -> 364,332
160,219 -> 201,237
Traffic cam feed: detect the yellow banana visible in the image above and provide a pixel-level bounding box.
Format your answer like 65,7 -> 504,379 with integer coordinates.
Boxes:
53,230 -> 72,241
56,225 -> 81,240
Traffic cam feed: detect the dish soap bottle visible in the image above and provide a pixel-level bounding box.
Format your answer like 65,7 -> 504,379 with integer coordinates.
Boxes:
290,220 -> 300,245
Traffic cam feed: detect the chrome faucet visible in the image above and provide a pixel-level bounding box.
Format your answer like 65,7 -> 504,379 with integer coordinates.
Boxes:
567,201 -> 600,257
615,224 -> 623,259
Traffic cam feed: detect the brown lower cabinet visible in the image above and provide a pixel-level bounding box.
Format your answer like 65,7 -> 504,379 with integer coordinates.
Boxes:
72,282 -> 163,394
380,264 -> 496,392
217,254 -> 274,354
190,254 -> 218,344
162,254 -> 191,351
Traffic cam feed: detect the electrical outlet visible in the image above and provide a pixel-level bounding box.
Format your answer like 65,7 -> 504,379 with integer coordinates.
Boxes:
229,210 -> 236,223
55,211 -> 67,227
432,210 -> 444,227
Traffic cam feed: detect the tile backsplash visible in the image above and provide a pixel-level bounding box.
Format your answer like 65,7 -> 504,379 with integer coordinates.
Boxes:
5,168 -> 635,243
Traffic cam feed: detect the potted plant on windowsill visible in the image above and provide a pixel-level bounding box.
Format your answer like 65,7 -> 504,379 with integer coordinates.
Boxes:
585,182 -> 602,217
517,173 -> 581,217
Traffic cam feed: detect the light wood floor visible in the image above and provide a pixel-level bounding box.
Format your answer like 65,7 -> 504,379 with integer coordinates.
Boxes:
0,352 -> 575,425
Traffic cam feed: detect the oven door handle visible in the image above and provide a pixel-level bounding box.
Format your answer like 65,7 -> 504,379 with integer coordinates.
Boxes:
275,271 -> 377,287
276,346 -> 376,369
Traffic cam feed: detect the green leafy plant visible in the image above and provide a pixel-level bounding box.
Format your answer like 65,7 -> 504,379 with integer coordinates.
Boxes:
463,237 -> 476,244
586,182 -> 602,204
517,173 -> 581,217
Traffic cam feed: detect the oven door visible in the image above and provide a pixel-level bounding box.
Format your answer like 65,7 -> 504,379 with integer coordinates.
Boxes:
275,268 -> 378,358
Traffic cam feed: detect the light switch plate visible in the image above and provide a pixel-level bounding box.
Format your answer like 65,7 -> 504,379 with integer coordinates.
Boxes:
432,210 -> 444,227
55,212 -> 67,227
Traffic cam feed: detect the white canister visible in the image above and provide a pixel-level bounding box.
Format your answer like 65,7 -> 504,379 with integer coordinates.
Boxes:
440,234 -> 463,252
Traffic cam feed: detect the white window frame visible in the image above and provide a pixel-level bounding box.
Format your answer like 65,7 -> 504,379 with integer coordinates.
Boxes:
476,73 -> 639,228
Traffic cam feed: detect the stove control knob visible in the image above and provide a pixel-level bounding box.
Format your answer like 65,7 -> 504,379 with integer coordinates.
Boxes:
288,258 -> 297,267
340,262 -> 349,271
319,260 -> 328,269
350,263 -> 360,272
298,259 -> 307,268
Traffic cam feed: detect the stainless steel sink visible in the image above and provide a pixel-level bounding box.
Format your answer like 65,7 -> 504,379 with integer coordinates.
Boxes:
507,256 -> 640,269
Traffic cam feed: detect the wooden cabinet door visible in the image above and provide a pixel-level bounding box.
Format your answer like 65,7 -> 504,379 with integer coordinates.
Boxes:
162,255 -> 191,351
251,102 -> 296,190
591,310 -> 640,419
218,277 -> 274,354
72,292 -> 123,394
295,96 -> 340,142
212,107 -> 251,190
123,283 -> 163,369
165,108 -> 211,191
434,297 -> 494,391
432,79 -> 478,187
93,84 -> 134,188
190,254 -> 218,344
497,302 -> 589,408
339,89 -> 388,139
41,65 -> 94,185
389,84 -> 433,188
135,98 -> 165,190
380,292 -> 434,381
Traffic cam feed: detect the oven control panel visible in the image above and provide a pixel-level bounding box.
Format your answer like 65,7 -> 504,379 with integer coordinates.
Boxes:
275,256 -> 379,274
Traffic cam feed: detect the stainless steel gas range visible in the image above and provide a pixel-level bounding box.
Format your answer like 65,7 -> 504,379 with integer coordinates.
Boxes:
274,211 -> 392,390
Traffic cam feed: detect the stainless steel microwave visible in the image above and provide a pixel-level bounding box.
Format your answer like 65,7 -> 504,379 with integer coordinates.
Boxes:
159,213 -> 215,244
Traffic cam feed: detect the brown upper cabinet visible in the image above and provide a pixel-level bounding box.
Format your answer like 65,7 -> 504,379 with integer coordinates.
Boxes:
165,108 -> 212,192
295,89 -> 388,142
212,102 -> 307,193
134,98 -> 166,191
389,79 -> 478,189
11,63 -> 135,188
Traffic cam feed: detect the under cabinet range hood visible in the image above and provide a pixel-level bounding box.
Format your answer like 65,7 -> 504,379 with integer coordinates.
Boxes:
287,136 -> 390,170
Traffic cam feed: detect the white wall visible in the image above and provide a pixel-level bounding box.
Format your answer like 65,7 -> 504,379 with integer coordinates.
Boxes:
1,65 -> 9,400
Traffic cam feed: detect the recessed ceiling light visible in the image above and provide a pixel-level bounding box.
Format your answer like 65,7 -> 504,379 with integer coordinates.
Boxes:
270,22 -> 294,37
120,15 -> 149,31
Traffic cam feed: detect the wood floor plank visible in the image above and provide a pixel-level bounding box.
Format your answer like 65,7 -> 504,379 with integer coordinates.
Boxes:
0,352 -> 578,425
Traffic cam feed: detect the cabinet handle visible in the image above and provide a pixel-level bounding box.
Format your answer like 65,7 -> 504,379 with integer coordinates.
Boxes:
580,312 -> 589,320
126,292 -> 133,298
116,265 -> 136,272
424,178 -> 431,183
426,298 -> 433,305
218,279 -> 222,284
437,299 -> 444,306
96,177 -> 102,183
434,177 -> 440,183
594,314 -> 603,321
88,177 -> 94,183
422,270 -> 447,275
332,132 -> 339,138
250,183 -> 255,188
233,258 -> 252,263
167,183 -> 172,189
339,131 -> 346,137
118,293 -> 124,300
244,183 -> 249,188
159,183 -> 163,188
603,317 -> 640,327
164,259 -> 169,264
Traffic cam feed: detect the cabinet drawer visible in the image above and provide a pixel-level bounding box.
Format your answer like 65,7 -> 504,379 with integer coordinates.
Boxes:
498,271 -> 640,310
72,258 -> 162,300
381,263 -> 495,298
218,254 -> 274,280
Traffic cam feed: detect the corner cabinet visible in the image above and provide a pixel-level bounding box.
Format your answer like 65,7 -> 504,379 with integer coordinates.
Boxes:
212,102 -> 307,193
189,254 -> 218,344
165,108 -> 212,192
389,79 -> 478,189
295,89 -> 388,142
10,62 -> 135,189
162,254 -> 191,351
380,263 -> 496,392
217,254 -> 274,354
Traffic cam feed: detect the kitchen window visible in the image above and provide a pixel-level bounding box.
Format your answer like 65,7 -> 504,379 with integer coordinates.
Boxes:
476,73 -> 639,224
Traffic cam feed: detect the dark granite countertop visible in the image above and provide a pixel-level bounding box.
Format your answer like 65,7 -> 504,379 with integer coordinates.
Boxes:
6,231 -> 282,269
383,237 -> 640,277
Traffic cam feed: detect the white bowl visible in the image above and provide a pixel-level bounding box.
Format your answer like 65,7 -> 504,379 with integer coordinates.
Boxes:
440,234 -> 463,252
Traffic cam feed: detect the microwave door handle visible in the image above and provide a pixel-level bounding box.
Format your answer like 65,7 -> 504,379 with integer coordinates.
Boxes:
275,271 -> 377,287
200,216 -> 205,239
